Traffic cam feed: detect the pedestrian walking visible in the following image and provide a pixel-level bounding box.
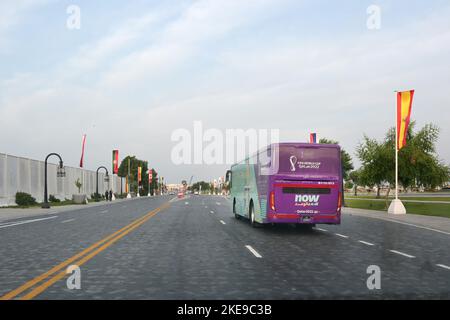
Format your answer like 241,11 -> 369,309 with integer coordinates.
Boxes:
105,190 -> 109,201
109,190 -> 113,201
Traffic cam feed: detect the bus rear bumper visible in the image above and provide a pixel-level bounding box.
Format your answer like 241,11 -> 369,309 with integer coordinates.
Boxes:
266,213 -> 340,225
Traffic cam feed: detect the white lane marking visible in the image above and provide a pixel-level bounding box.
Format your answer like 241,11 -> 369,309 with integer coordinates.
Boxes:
220,220 -> 226,225
315,227 -> 328,232
245,245 -> 262,258
216,202 -> 221,205
0,216 -> 58,229
210,211 -> 214,214
358,240 -> 375,246
100,210 -> 108,213
436,264 -> 450,270
61,219 -> 75,223
389,250 -> 416,258
335,233 -> 349,239
185,202 -> 189,205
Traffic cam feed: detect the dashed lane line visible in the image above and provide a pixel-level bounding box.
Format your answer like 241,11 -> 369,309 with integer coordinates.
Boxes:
389,250 -> 416,259
61,219 -> 75,224
358,240 -> 375,246
245,245 -> 262,258
0,216 -> 58,229
436,264 -> 450,270
220,220 -> 226,225
335,233 -> 349,239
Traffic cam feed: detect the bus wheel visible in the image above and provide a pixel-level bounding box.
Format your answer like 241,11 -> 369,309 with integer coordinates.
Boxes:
249,203 -> 259,228
233,199 -> 240,219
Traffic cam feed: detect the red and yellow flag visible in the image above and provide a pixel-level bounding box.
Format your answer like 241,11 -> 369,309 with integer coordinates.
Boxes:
79,134 -> 87,168
112,150 -> 119,174
138,166 -> 142,184
397,90 -> 414,150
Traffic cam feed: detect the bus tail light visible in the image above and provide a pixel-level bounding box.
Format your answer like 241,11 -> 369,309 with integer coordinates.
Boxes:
337,191 -> 342,212
270,191 -> 275,211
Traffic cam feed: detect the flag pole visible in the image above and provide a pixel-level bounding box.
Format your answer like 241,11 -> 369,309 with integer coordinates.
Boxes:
388,91 -> 406,215
127,157 -> 131,199
395,102 -> 399,200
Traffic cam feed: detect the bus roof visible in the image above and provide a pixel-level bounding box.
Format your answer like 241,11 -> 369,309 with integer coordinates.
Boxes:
231,143 -> 341,168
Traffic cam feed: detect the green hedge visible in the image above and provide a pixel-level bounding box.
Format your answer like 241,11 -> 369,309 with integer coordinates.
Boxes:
15,192 -> 37,207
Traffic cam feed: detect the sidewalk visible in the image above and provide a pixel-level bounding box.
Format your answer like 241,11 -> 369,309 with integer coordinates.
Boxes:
0,197 -> 133,223
343,207 -> 450,235
345,197 -> 450,204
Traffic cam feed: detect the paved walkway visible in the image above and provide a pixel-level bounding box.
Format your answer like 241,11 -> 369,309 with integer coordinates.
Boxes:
343,207 -> 450,235
0,197 -> 135,223
346,197 -> 450,204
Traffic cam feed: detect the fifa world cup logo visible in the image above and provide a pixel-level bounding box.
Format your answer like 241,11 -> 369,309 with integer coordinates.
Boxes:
289,156 -> 298,172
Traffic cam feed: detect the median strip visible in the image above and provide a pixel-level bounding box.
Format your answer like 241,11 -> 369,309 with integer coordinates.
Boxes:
0,202 -> 170,300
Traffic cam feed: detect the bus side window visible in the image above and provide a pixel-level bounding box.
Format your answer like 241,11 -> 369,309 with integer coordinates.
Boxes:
259,148 -> 272,176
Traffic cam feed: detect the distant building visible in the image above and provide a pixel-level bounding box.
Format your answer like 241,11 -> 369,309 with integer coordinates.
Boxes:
166,184 -> 183,192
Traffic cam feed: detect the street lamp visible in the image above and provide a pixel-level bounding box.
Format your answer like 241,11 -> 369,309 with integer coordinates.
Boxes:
96,166 -> 109,200
42,153 -> 65,209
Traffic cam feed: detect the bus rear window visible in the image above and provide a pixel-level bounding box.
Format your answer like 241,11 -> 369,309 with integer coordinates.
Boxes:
276,146 -> 340,177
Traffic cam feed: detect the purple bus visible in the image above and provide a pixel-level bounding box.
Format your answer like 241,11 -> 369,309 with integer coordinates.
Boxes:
227,143 -> 342,227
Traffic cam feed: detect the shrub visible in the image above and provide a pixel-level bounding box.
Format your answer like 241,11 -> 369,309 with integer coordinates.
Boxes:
75,178 -> 83,194
49,195 -> 60,203
91,193 -> 103,202
15,192 -> 37,207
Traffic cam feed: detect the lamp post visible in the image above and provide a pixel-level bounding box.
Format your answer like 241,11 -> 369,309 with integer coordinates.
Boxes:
96,166 -> 109,200
42,153 -> 65,209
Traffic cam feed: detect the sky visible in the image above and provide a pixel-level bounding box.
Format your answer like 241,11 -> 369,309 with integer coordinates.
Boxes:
1,0 -> 450,184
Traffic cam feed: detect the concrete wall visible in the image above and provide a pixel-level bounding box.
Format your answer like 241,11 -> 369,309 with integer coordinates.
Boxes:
0,153 -> 124,206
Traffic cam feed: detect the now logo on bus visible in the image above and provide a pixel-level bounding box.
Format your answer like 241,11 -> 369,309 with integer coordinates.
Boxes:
295,194 -> 320,206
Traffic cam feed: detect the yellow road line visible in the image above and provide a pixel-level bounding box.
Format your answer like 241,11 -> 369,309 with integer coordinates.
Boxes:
1,202 -> 170,300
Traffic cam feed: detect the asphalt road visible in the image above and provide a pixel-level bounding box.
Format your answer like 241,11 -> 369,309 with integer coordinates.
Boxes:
0,195 -> 449,300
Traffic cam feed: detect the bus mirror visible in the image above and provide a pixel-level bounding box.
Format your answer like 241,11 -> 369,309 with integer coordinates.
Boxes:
225,170 -> 232,186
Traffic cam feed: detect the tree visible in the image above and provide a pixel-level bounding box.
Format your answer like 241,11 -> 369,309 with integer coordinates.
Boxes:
75,178 -> 82,194
117,156 -> 151,195
357,122 -> 450,198
356,136 -> 393,198
349,170 -> 362,196
319,138 -> 354,180
384,122 -> 450,191
190,181 -> 211,193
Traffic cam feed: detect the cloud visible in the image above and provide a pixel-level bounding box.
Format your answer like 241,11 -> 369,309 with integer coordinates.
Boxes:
0,0 -> 53,51
98,0 -> 294,89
